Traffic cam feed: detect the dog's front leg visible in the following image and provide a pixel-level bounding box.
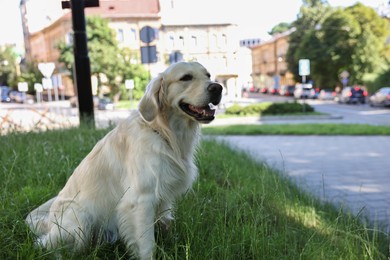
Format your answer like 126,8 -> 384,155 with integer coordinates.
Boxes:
118,193 -> 156,260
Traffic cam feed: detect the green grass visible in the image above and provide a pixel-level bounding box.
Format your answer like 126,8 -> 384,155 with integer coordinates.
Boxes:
202,123 -> 390,135
115,99 -> 139,110
0,128 -> 389,259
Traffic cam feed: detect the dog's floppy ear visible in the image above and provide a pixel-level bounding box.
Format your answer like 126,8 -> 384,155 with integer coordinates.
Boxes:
138,74 -> 164,122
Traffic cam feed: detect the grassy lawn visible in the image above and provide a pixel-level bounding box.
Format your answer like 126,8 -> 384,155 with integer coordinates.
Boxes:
202,123 -> 390,135
115,100 -> 139,110
1,127 -> 389,259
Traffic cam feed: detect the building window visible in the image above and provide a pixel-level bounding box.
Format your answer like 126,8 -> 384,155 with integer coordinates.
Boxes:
168,35 -> 174,49
117,29 -> 124,42
65,32 -> 73,45
178,36 -> 184,49
211,34 -> 218,49
220,34 -> 227,47
129,28 -> 137,43
191,35 -> 197,47
153,28 -> 159,40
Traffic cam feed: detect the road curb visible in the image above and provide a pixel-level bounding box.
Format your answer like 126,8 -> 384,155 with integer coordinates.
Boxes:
260,114 -> 343,121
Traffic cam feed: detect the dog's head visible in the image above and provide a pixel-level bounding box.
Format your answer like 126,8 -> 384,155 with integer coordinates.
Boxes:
139,62 -> 223,124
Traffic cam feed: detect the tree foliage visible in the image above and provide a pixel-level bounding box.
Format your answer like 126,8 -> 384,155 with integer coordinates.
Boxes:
0,45 -> 18,87
286,2 -> 389,89
0,45 -> 42,93
57,16 -> 149,100
269,22 -> 291,36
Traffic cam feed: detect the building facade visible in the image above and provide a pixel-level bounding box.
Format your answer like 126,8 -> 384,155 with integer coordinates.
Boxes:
22,0 -> 251,99
250,29 -> 295,92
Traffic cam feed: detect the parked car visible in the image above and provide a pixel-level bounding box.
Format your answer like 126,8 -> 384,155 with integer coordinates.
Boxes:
319,88 -> 336,100
98,97 -> 114,110
309,88 -> 320,99
268,86 -> 279,95
9,90 -> 24,103
260,87 -> 268,94
0,86 -> 11,102
339,86 -> 367,104
279,85 -> 295,96
368,87 -> 390,107
248,85 -> 260,93
294,83 -> 312,99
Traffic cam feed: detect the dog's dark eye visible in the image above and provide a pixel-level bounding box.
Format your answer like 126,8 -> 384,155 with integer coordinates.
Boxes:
180,74 -> 193,81
206,73 -> 211,78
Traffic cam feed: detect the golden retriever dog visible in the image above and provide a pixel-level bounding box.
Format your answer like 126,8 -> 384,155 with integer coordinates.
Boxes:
25,62 -> 222,259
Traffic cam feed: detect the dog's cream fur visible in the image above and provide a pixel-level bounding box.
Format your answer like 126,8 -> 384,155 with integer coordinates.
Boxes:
25,62 -> 222,259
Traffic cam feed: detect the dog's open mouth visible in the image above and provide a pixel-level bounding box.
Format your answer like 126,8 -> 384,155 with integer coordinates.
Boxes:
180,102 -> 217,123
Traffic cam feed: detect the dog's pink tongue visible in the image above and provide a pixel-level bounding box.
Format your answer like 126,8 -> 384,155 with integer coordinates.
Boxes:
189,105 -> 215,116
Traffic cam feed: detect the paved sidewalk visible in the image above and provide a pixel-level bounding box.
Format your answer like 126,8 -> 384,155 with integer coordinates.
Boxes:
212,135 -> 390,232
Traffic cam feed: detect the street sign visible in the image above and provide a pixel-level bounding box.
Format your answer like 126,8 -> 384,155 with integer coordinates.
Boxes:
38,62 -> 55,78
18,82 -> 28,92
125,79 -> 135,89
140,26 -> 156,44
42,78 -> 53,89
34,83 -> 43,92
299,59 -> 310,76
339,70 -> 349,79
141,45 -> 157,64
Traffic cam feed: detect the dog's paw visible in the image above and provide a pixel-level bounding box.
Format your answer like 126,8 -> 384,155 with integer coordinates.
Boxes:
159,213 -> 174,230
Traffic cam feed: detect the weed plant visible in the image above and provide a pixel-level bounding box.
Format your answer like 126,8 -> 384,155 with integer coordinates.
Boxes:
0,128 -> 388,259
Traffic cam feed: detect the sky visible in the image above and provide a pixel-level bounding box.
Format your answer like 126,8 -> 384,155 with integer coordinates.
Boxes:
0,0 -> 387,48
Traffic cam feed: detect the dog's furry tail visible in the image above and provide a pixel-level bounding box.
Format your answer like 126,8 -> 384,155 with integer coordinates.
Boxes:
25,197 -> 57,236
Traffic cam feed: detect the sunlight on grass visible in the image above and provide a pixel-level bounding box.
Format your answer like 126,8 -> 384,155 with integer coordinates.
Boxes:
202,123 -> 390,135
0,128 -> 388,259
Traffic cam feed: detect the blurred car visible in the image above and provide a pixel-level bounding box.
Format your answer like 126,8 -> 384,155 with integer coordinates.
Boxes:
260,87 -> 268,94
368,87 -> 390,107
309,88 -> 320,99
248,85 -> 260,93
279,85 -> 295,96
1,86 -> 11,102
339,86 -> 367,104
98,97 -> 114,110
8,90 -> 34,104
294,83 -> 312,99
268,86 -> 279,95
9,90 -> 24,103
318,88 -> 336,100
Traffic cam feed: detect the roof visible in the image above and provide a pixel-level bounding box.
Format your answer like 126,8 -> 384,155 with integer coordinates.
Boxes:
62,0 -> 160,19
85,0 -> 160,18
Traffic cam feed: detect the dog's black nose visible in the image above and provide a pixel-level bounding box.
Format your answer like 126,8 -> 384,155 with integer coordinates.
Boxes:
207,83 -> 223,95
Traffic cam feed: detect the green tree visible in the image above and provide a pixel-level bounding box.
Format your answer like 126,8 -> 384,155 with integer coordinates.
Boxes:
116,47 -> 149,101
17,61 -> 43,93
269,22 -> 291,36
287,2 -> 389,88
286,0 -> 332,84
0,45 -> 18,87
57,16 -> 148,99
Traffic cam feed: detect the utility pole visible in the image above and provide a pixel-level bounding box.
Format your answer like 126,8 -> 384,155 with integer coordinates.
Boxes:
62,0 -> 99,127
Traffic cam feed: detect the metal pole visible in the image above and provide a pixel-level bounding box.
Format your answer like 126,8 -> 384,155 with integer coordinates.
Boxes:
70,0 -> 95,127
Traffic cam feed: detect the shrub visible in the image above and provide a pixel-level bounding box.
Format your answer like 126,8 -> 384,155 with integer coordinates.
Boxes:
225,102 -> 314,116
225,102 -> 272,116
262,102 -> 314,115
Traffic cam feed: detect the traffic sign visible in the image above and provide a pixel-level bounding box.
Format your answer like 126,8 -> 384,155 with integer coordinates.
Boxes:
18,82 -> 28,92
125,79 -> 135,89
140,26 -> 156,44
299,59 -> 310,76
38,62 -> 55,78
141,46 -> 157,64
